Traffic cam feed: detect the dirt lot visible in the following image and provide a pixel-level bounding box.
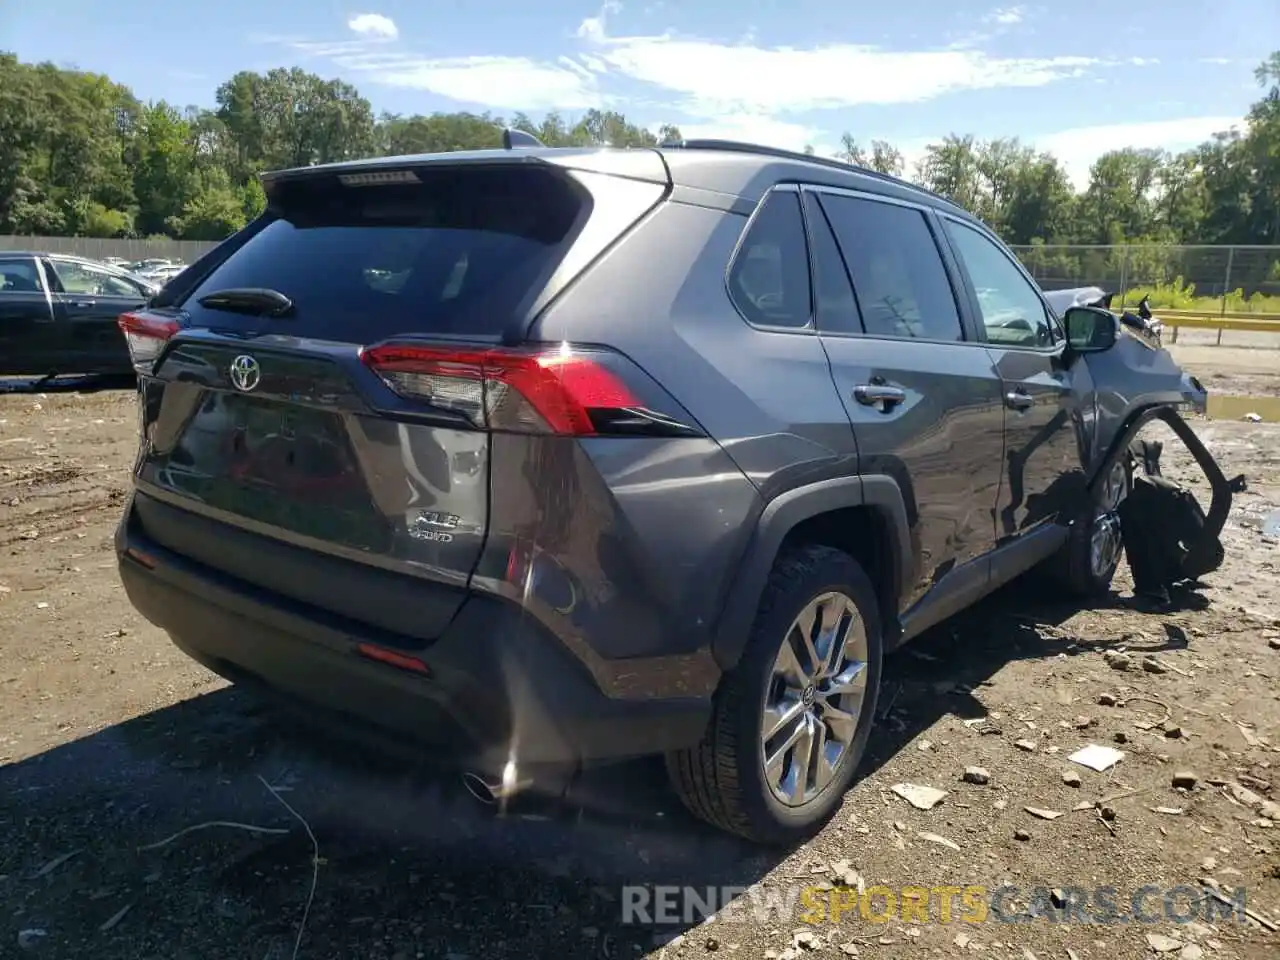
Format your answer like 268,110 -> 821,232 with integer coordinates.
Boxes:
2,351 -> 1279,960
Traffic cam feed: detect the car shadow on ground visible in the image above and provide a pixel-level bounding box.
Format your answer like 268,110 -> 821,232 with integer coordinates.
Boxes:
0,576 -> 1208,959
0,374 -> 135,395
865,576 -> 1204,766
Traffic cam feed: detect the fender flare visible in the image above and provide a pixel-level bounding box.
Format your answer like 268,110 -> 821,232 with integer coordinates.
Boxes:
710,474 -> 913,671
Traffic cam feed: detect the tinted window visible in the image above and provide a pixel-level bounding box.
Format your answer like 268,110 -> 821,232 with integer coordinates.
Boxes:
729,191 -> 812,328
0,259 -> 41,293
182,165 -> 586,341
818,195 -> 963,341
804,193 -> 862,335
944,220 -> 1053,348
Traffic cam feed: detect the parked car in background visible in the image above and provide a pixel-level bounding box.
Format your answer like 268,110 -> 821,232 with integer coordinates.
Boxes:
139,263 -> 186,285
126,257 -> 185,278
0,252 -> 158,376
102,256 -> 131,269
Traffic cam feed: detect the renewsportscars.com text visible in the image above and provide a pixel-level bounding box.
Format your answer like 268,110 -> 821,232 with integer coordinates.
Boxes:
621,884 -> 1249,926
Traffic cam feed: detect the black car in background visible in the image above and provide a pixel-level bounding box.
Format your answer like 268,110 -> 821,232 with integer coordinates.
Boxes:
0,252 -> 158,377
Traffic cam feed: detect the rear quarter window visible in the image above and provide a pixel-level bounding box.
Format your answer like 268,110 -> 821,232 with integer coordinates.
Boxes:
181,165 -> 590,343
728,191 -> 813,329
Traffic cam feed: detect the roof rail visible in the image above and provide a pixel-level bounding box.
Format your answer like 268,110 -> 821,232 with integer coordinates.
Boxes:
659,138 -> 954,207
501,127 -> 545,149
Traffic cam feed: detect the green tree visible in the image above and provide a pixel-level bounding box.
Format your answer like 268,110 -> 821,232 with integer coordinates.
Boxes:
168,167 -> 247,239
917,135 -> 981,210
0,45 -> 1276,262
132,101 -> 195,236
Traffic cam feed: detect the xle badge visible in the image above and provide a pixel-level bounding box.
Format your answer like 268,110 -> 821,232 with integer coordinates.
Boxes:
406,509 -> 461,543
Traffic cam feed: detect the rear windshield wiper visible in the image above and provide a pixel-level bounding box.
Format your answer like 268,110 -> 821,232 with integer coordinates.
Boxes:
196,287 -> 294,317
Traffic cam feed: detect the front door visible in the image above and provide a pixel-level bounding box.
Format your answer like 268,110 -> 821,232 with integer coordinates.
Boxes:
0,257 -> 62,375
802,187 -> 1007,612
936,217 -> 1087,538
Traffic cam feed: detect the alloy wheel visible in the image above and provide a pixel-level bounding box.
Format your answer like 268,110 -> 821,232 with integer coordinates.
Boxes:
759,591 -> 870,807
1090,461 -> 1128,579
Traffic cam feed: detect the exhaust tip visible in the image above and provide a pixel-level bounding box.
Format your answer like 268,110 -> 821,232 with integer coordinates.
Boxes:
462,772 -> 498,805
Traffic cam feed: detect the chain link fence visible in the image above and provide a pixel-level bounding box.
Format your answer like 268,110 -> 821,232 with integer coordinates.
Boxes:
0,235 -> 219,263
5,236 -> 1279,315
1008,244 -> 1280,315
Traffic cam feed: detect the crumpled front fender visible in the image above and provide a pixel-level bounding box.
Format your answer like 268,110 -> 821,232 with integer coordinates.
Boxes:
1078,315 -> 1205,468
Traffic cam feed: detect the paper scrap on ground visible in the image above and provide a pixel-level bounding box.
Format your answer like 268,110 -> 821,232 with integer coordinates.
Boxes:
890,783 -> 948,810
917,831 -> 961,851
1068,743 -> 1125,772
1024,806 -> 1064,820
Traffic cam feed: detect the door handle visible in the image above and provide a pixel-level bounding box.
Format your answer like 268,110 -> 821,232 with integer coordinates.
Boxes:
1005,390 -> 1034,411
71,300 -> 95,308
853,383 -> 906,409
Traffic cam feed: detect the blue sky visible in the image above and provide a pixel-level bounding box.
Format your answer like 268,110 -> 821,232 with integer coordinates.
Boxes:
3,1 -> 1275,186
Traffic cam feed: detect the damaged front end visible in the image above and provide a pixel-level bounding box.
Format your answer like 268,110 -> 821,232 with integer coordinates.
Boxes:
1062,303 -> 1241,604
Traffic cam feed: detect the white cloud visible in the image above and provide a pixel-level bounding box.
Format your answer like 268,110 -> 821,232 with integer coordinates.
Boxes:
1032,115 -> 1245,188
985,5 -> 1026,26
291,41 -> 603,109
584,32 -> 1097,116
570,12 -> 1100,122
347,13 -> 399,40
374,58 -> 597,109
576,1 -> 621,41
276,6 -> 1142,144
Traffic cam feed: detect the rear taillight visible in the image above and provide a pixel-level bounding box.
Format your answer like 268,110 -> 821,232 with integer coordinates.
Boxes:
361,342 -> 656,436
118,311 -> 180,370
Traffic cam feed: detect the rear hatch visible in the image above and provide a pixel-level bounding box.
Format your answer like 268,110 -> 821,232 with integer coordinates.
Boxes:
124,155 -> 668,645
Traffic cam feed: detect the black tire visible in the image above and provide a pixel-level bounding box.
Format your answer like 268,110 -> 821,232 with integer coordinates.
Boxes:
1055,458 -> 1133,598
667,544 -> 884,844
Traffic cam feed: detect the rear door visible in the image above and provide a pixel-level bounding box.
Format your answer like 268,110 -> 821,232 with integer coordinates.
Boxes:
801,186 -> 1006,611
43,259 -> 149,373
936,216 -> 1087,537
0,256 -> 61,375
128,160 -> 666,643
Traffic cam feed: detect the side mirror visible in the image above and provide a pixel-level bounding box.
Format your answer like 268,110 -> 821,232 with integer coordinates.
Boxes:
1063,306 -> 1117,354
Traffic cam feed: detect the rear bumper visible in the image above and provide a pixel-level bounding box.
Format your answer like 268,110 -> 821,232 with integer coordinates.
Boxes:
116,501 -> 712,773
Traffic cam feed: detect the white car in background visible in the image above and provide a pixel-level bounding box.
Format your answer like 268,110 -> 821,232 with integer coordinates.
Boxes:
142,264 -> 186,284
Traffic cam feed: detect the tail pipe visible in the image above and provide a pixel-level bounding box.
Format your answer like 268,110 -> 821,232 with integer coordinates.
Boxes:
460,759 -> 590,816
460,759 -> 539,810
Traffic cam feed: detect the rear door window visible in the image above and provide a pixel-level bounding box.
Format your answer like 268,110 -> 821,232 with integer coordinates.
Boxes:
817,194 -> 964,342
180,165 -> 588,342
804,193 -> 862,335
48,261 -> 143,298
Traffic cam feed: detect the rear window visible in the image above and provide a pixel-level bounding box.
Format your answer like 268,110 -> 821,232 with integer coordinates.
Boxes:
182,165 -> 589,342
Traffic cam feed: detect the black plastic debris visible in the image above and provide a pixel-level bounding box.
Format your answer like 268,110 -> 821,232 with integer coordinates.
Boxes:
1117,412 -> 1238,606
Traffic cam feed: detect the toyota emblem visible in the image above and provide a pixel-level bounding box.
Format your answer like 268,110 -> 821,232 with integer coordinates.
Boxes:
229,355 -> 261,392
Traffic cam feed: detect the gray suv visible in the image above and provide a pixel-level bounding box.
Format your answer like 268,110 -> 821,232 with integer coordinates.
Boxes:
115,139 -> 1204,844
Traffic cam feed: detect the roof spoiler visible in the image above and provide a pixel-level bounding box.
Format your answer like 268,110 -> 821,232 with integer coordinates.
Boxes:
501,127 -> 545,149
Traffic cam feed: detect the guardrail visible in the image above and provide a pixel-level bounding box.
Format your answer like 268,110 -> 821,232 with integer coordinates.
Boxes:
1090,307 -> 1280,344
1167,313 -> 1280,343
1143,310 -> 1280,344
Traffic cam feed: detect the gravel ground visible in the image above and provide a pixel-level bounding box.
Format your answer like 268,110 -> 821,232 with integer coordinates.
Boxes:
2,353 -> 1279,960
